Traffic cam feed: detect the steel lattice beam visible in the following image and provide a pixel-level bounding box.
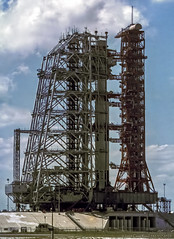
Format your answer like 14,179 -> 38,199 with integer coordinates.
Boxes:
114,24 -> 155,193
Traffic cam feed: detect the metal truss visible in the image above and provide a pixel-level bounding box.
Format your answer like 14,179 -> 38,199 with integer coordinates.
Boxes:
7,25 -> 158,212
114,24 -> 155,193
20,30 -> 110,210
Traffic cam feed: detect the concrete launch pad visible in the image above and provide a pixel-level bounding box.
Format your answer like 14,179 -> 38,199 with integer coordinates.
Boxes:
0,211 -> 174,233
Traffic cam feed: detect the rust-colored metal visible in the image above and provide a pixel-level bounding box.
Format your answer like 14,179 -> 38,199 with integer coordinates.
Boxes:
114,24 -> 155,193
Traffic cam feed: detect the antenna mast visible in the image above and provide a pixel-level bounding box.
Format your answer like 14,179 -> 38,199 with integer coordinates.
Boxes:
131,6 -> 134,25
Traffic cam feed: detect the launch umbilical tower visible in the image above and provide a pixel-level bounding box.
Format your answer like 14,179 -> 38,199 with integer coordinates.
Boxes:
114,24 -> 155,193
6,25 -> 157,211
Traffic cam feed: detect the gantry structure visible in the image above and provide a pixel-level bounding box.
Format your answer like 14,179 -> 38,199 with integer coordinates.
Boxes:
11,30 -> 112,211
114,23 -> 155,193
6,24 -> 157,212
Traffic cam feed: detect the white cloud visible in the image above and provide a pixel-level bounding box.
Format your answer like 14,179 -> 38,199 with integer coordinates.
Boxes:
0,137 -> 12,154
12,64 -> 30,76
152,0 -> 174,2
147,144 -> 174,165
0,75 -> 14,96
0,137 -> 13,171
0,0 -> 148,55
17,64 -> 29,74
0,64 -> 30,99
146,144 -> 174,200
0,134 -> 28,174
0,103 -> 31,127
146,144 -> 174,185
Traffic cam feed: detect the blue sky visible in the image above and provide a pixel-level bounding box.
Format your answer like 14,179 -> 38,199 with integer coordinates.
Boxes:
0,0 -> 174,211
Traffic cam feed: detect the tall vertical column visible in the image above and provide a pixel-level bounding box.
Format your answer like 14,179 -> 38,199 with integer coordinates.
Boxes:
95,77 -> 109,190
95,39 -> 109,191
13,129 -> 20,182
115,24 -> 155,193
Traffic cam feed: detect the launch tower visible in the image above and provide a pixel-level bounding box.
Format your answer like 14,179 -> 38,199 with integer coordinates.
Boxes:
6,25 -> 157,212
114,23 -> 155,193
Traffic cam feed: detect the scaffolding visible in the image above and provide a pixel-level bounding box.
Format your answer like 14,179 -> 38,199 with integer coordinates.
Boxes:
6,25 -> 158,212
114,24 -> 155,193
16,30 -> 113,210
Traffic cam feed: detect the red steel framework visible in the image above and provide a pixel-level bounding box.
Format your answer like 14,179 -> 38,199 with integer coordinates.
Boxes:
114,24 -> 155,193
